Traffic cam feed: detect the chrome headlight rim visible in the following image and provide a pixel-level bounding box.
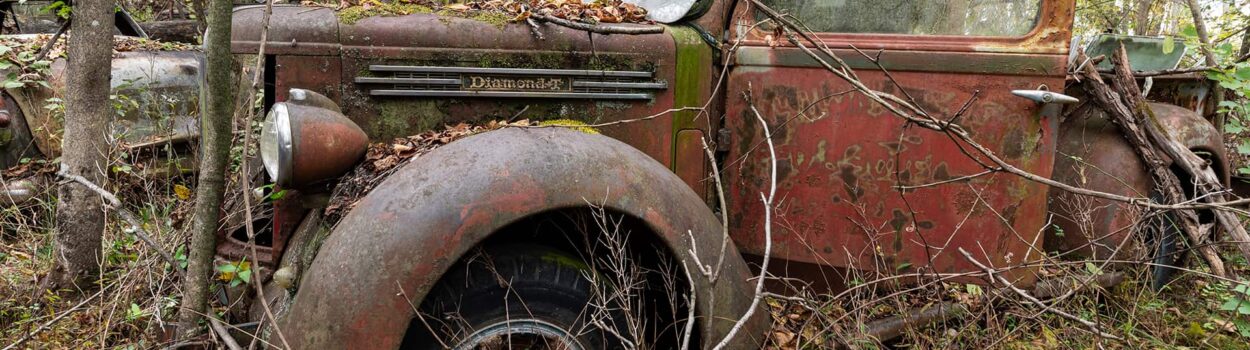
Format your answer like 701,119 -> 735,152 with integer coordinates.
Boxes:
263,103 -> 294,186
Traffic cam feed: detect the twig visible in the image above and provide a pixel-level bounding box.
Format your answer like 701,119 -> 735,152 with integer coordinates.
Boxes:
1,289 -> 102,350
959,248 -> 1122,341
236,0 -> 292,348
56,165 -> 185,280
528,13 -> 664,35
396,281 -> 450,349
209,318 -> 244,350
700,136 -> 730,283
713,90 -> 776,350
678,261 -> 698,350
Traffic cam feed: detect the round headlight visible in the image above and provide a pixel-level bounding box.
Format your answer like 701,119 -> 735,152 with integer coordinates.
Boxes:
260,103 -> 293,185
260,89 -> 370,189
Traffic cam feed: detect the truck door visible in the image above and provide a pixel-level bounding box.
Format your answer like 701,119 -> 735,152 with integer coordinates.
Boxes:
724,0 -> 1073,283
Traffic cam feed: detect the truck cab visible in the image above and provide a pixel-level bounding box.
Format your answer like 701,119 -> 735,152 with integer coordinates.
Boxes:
226,0 -> 1228,348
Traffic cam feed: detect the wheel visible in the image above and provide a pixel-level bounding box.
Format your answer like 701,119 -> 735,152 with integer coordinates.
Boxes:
1146,192 -> 1189,291
401,244 -> 629,350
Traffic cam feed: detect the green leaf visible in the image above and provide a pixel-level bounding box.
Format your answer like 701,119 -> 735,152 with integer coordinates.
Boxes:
965,283 -> 983,296
1085,262 -> 1103,275
1220,298 -> 1243,311
215,264 -> 237,274
1236,66 -> 1250,80
1237,141 -> 1250,155
238,269 -> 252,284
895,262 -> 912,271
1235,319 -> 1250,338
0,45 -> 11,56
1181,25 -> 1198,38
1162,37 -> 1175,54
2,80 -> 23,89
1235,283 -> 1249,295
127,303 -> 143,321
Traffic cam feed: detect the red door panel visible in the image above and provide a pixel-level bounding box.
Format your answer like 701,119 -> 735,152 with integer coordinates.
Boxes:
724,1 -> 1073,284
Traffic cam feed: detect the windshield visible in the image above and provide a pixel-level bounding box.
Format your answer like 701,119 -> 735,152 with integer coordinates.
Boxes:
757,0 -> 1043,37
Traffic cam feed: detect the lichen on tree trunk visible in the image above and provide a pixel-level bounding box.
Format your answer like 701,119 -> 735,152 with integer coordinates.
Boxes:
177,0 -> 235,339
48,0 -> 116,291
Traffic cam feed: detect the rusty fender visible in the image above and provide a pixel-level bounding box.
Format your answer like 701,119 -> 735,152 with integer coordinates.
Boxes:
1047,102 -> 1229,259
280,127 -> 765,348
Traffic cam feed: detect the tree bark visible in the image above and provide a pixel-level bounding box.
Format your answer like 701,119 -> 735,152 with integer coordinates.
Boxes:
139,19 -> 200,43
177,0 -> 235,339
1184,0 -> 1219,66
1132,0 -> 1155,36
48,0 -> 116,291
1239,24 -> 1250,59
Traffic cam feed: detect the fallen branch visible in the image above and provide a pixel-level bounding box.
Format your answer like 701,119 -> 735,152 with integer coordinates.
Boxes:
1076,45 -> 1249,277
56,165 -> 185,280
1030,272 -> 1124,299
960,248 -> 1122,341
529,13 -> 664,35
842,302 -> 967,348
209,318 -> 244,350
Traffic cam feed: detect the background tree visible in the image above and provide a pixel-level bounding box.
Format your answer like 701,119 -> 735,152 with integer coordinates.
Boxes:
176,0 -> 234,338
46,0 -> 116,291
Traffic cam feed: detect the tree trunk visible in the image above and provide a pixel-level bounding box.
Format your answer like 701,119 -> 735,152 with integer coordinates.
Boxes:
1239,24 -> 1249,59
1131,0 -> 1155,36
47,0 -> 115,291
1184,0 -> 1219,66
177,0 -> 235,339
139,19 -> 200,43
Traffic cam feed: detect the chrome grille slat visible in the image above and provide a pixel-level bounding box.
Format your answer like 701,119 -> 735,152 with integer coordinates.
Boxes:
356,65 -> 666,100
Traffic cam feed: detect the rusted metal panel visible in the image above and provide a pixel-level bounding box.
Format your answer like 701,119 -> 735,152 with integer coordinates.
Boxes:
675,129 -> 708,198
725,69 -> 1062,284
724,0 -> 1073,285
280,128 -> 765,348
231,5 -> 341,55
275,55 -> 342,104
1048,102 -> 1230,259
333,13 -> 681,168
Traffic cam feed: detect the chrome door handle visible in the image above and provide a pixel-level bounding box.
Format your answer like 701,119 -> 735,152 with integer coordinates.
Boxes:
1011,90 -> 1079,104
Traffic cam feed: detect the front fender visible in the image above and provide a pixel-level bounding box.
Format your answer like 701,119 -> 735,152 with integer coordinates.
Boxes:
281,128 -> 765,348
1047,102 -> 1228,258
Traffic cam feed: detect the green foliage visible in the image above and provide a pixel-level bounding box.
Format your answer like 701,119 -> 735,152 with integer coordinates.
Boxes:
42,0 -> 72,19
1209,62 -> 1250,174
215,259 -> 252,288
1218,282 -> 1250,338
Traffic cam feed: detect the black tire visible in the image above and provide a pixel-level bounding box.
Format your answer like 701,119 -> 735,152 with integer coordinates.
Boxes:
401,244 -> 627,350
1146,193 -> 1188,291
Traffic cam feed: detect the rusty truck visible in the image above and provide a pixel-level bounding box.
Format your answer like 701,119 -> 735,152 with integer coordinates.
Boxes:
0,0 -> 1232,348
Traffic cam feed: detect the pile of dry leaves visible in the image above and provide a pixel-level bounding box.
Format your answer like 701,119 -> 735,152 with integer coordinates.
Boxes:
325,120 -> 534,219
447,0 -> 650,23
328,0 -> 652,24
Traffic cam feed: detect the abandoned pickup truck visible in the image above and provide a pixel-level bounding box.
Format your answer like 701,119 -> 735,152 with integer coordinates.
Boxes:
208,0 -> 1238,348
